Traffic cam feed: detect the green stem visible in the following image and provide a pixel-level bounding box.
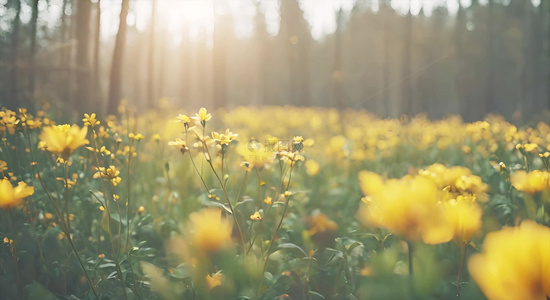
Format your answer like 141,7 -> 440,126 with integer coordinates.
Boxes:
456,242 -> 467,296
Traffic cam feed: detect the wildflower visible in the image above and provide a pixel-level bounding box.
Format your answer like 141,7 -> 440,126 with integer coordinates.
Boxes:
436,198 -> 482,244
138,206 -> 145,213
168,138 -> 188,153
93,165 -> 122,186
128,133 -> 144,141
523,143 -> 539,153
82,113 -> 100,127
264,196 -> 273,205
0,179 -> 34,209
305,160 -> 320,176
152,134 -> 161,142
250,211 -> 262,221
193,108 -> 212,126
240,161 -> 253,172
0,160 -> 7,172
293,136 -> 304,151
511,170 -> 550,194
357,171 -> 452,244
39,124 -> 89,159
189,208 -> 233,254
306,213 -> 339,247
206,273 -> 223,290
284,191 -> 292,197
211,129 -> 238,145
468,221 -> 550,300
176,114 -> 191,129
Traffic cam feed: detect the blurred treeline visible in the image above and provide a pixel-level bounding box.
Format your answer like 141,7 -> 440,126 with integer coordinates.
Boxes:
0,0 -> 548,121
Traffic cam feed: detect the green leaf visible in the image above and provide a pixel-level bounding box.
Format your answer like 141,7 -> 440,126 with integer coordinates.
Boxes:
278,243 -> 308,257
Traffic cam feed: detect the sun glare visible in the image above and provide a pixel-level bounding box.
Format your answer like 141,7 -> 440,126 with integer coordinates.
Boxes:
134,0 -> 215,41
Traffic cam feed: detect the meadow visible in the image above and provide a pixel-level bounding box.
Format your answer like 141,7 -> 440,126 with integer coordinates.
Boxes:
0,103 -> 549,300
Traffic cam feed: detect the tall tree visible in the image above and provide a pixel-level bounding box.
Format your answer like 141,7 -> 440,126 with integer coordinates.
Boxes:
212,5 -> 231,109
455,0 -> 467,116
381,0 -> 392,116
28,0 -> 39,98
279,0 -> 311,106
107,0 -> 130,115
401,0 -> 413,115
7,0 -> 22,110
76,0 -> 92,112
180,26 -> 191,107
147,0 -> 156,109
332,8 -> 344,111
93,0 -> 102,108
485,0 -> 496,114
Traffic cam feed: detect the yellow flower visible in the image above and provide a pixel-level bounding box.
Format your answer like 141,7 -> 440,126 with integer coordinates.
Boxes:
511,170 -> 550,194
306,213 -> 338,236
468,221 -> 550,300
438,199 -> 482,244
93,165 -> 122,186
193,108 -> 212,124
211,129 -> 238,145
305,160 -> 320,176
205,273 -> 223,290
39,124 -> 89,158
189,208 -> 233,254
82,113 -> 100,127
306,213 -> 339,247
176,114 -> 191,126
523,143 -> 539,153
128,133 -> 144,141
264,196 -> 273,205
168,138 -> 188,153
357,171 -> 452,244
250,211 -> 262,221
0,160 -> 7,172
0,179 -> 34,209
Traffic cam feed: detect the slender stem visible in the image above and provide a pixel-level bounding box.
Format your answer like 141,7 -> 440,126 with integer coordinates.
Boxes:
27,130 -> 99,300
6,208 -> 22,298
408,241 -> 414,276
206,158 -> 246,254
258,163 -> 295,296
456,242 -> 467,296
235,170 -> 248,205
35,167 -> 100,300
408,241 -> 415,298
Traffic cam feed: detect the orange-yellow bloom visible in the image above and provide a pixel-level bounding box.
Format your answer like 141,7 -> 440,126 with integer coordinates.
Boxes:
511,170 -> 550,194
205,273 -> 223,290
468,221 -> 550,300
39,124 -> 89,158
357,171 -> 453,244
189,208 -> 233,254
0,179 -> 34,209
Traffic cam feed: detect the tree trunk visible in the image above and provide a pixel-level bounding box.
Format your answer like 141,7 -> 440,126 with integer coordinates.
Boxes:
147,0 -> 156,109
107,0 -> 130,115
7,0 -> 22,110
333,9 -> 344,111
76,0 -> 92,113
93,0 -> 102,111
212,8 -> 228,109
485,0 -> 495,115
401,0 -> 413,115
28,0 -> 39,99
